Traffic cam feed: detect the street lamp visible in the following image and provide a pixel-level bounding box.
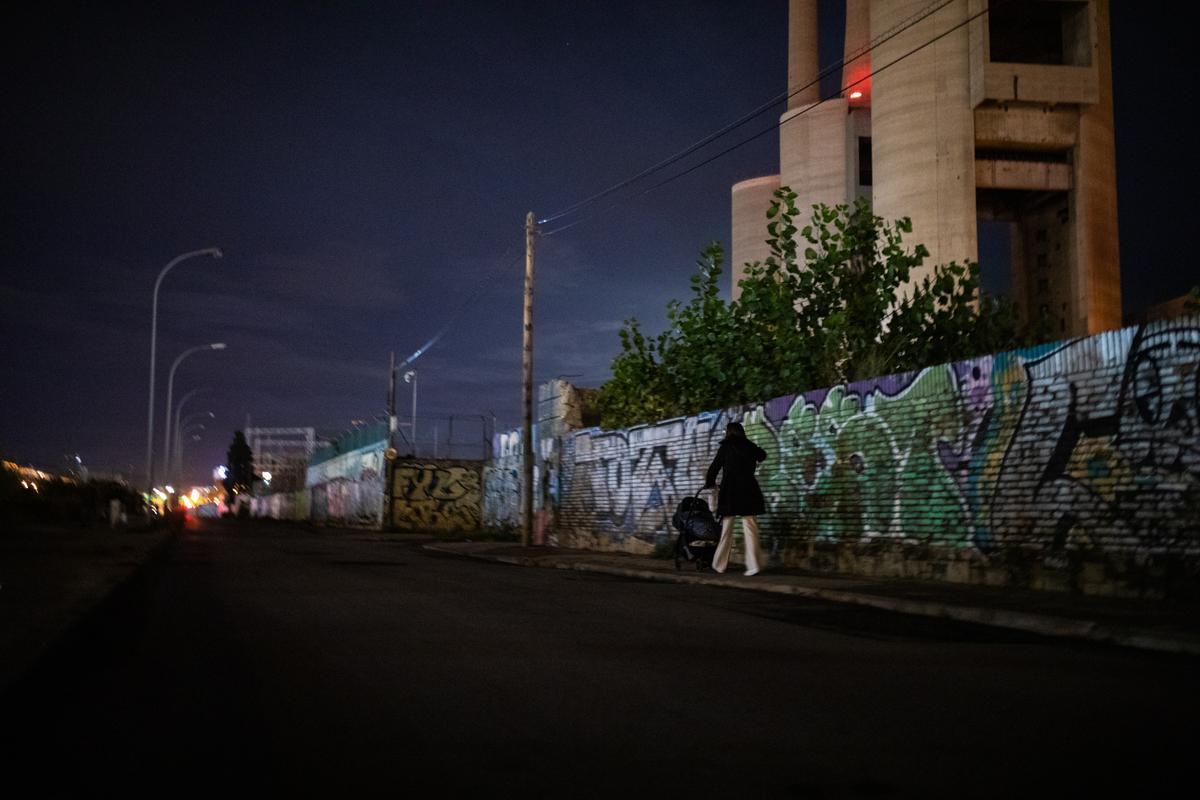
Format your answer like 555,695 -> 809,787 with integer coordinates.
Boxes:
144,248 -> 222,490
404,369 -> 417,456
162,343 -> 226,480
169,387 -> 209,476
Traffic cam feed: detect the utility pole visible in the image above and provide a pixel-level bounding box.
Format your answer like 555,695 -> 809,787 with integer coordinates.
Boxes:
388,351 -> 397,449
522,211 -> 536,547
386,351 -> 397,529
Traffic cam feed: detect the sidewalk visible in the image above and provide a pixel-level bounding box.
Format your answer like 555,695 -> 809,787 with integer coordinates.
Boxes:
0,521 -> 173,691
423,541 -> 1200,656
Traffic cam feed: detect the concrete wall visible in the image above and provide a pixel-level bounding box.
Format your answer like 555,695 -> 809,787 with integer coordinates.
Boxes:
307,441 -> 386,528
250,489 -> 310,522
1071,0 -> 1121,333
779,98 -> 852,219
730,175 -> 781,296
871,0 -> 978,289
787,0 -> 819,109
389,459 -> 482,531
536,316 -> 1200,598
483,429 -> 523,530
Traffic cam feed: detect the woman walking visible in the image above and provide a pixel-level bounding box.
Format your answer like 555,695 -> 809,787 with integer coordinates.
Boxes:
703,421 -> 768,576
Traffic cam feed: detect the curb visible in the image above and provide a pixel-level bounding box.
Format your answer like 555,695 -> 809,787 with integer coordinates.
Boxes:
422,544 -> 1200,657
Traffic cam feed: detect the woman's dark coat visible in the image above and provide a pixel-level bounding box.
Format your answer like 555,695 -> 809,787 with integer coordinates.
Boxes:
704,435 -> 767,517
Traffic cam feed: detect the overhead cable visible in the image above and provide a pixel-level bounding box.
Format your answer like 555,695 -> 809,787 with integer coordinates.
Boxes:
536,0 -> 958,226
541,1 -> 993,237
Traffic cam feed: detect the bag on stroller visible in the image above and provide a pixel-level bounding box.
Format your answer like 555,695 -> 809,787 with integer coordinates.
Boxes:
671,491 -> 721,571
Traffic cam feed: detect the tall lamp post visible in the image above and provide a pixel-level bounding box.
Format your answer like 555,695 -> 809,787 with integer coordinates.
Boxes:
404,369 -> 417,456
169,387 -> 209,477
144,248 -> 222,490
162,343 -> 226,479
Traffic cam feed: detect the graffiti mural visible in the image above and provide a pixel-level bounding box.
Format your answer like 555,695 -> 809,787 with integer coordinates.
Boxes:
479,318 -> 1199,594
391,461 -> 482,531
988,322 -> 1200,555
524,318 -> 1199,577
742,365 -> 980,547
482,465 -> 521,528
307,441 -> 386,527
555,411 -> 730,549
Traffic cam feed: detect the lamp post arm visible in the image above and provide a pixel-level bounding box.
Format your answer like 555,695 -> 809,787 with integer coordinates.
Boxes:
163,343 -> 224,479
171,390 -> 209,483
144,248 -> 222,490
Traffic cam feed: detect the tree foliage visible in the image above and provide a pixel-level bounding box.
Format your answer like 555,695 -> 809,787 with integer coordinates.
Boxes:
223,430 -> 255,505
598,188 -> 1048,429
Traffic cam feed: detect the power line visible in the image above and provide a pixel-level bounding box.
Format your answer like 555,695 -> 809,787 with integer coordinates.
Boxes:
537,0 -> 958,227
542,1 -> 993,238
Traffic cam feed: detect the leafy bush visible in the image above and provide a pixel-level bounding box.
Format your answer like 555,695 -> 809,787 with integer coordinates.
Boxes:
599,189 -> 1048,428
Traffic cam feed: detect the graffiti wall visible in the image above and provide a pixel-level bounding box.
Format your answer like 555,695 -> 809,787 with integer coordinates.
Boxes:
483,430 -> 523,529
515,317 -> 1199,596
482,380 -> 590,534
307,440 -> 386,528
250,489 -> 310,522
390,460 -> 483,531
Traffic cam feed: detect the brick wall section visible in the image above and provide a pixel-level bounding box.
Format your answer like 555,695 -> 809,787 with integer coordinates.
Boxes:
485,317 -> 1200,598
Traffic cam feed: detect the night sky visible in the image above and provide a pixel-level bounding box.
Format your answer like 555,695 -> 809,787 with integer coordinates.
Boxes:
1,1 -> 1190,485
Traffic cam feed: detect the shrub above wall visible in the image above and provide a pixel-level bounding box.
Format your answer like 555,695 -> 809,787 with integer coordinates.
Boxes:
543,316 -> 1200,599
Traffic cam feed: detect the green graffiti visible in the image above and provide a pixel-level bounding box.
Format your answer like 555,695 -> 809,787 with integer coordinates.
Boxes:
746,365 -> 974,545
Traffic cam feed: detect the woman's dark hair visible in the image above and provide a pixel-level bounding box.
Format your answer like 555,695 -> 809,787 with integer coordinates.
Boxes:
725,422 -> 746,437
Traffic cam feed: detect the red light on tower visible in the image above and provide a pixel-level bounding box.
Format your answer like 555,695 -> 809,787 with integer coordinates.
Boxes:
849,91 -> 863,100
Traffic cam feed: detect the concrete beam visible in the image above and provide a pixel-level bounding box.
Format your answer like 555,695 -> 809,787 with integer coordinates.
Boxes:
974,104 -> 1078,151
975,159 -> 1071,191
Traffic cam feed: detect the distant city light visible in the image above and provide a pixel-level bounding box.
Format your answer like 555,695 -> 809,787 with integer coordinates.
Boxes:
166,485 -> 175,494
190,488 -> 201,502
262,471 -> 272,483
214,465 -> 228,480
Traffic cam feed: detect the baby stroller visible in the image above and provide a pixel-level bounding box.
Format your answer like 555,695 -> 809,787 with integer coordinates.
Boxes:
671,490 -> 721,571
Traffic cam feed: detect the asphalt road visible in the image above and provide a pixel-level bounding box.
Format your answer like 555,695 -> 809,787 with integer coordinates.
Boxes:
2,519 -> 1193,797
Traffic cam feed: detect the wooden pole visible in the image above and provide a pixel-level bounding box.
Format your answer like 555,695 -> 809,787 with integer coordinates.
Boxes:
522,212 -> 536,547
386,351 -> 397,529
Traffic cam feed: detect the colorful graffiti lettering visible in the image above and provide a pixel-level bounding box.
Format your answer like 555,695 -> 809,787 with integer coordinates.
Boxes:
482,465 -> 520,528
989,322 -> 1200,554
558,412 -> 730,546
392,462 -> 482,531
528,319 -> 1200,562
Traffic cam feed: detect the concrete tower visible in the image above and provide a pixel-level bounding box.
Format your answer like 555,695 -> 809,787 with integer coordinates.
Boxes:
730,0 -> 1121,336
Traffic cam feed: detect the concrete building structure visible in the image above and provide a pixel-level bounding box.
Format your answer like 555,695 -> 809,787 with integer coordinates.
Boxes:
730,0 -> 1121,337
246,426 -> 316,493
